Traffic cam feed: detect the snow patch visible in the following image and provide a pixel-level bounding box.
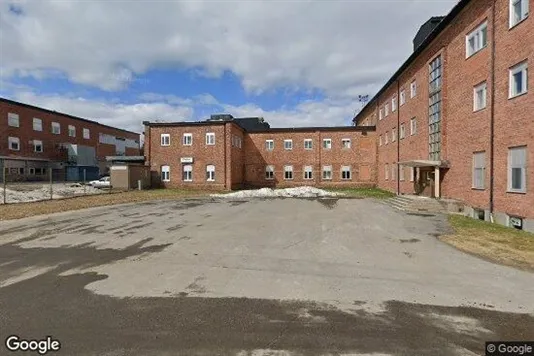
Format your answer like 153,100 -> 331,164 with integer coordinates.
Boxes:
211,186 -> 344,199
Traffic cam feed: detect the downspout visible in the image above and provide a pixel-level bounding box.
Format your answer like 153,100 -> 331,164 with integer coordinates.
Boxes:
489,0 -> 496,222
397,80 -> 400,196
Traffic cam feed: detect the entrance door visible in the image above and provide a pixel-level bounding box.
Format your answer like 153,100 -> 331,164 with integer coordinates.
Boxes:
418,168 -> 435,198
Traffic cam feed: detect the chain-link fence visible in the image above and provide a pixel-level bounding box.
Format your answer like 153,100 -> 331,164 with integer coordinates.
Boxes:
1,167 -> 114,205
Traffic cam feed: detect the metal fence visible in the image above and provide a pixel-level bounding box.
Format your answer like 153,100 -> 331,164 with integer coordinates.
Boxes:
1,167 -> 113,205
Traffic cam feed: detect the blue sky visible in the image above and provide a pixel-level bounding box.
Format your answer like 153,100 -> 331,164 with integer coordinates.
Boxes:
0,0 -> 457,134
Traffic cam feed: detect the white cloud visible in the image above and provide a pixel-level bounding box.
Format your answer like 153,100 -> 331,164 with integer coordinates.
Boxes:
0,0 -> 458,96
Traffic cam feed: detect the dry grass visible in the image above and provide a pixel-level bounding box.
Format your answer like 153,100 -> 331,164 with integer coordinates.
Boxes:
326,187 -> 396,199
441,215 -> 534,271
0,189 -> 214,221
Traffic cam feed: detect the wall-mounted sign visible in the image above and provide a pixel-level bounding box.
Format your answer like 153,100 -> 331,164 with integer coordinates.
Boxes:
111,166 -> 127,171
180,157 -> 194,163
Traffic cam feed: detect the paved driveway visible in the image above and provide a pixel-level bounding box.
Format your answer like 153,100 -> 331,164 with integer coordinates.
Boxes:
0,197 -> 533,355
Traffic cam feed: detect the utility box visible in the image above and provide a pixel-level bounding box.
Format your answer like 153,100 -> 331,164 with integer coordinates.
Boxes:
110,164 -> 151,190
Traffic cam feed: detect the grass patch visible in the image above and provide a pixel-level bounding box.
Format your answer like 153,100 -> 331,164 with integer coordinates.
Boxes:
441,214 -> 534,271
0,188 -> 214,221
327,187 -> 396,199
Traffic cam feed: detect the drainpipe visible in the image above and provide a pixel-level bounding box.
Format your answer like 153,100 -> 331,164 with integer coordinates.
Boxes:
489,0 -> 496,222
397,80 -> 400,196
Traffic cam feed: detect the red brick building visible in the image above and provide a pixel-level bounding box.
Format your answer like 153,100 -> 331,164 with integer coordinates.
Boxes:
144,115 -> 376,191
1,98 -> 141,181
354,0 -> 533,231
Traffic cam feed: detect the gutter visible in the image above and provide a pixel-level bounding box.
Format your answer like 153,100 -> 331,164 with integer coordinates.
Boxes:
489,0 -> 496,222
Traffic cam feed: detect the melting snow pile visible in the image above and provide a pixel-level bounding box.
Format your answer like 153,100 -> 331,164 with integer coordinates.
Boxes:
211,186 -> 344,199
0,184 -> 103,204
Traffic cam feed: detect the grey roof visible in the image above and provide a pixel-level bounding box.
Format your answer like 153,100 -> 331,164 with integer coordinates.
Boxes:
105,156 -> 145,162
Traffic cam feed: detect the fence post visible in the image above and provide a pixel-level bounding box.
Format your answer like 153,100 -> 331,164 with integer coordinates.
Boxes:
49,167 -> 53,200
3,167 -> 6,204
83,169 -> 86,195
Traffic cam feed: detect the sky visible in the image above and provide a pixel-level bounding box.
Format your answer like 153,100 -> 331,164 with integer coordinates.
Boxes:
0,0 -> 458,134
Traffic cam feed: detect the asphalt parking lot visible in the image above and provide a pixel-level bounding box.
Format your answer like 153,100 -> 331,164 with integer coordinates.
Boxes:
0,197 -> 533,355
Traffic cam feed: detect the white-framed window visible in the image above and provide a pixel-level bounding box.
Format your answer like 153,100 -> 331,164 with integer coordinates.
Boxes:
33,118 -> 42,131
206,164 -> 215,181
466,22 -> 488,58
341,166 -> 351,180
400,124 -> 406,139
342,138 -> 351,149
379,108 -> 384,120
391,164 -> 396,180
284,139 -> 293,150
206,132 -> 215,145
83,128 -> 90,139
509,61 -> 528,98
385,164 -> 389,180
304,139 -> 313,150
410,81 -> 417,98
510,0 -> 529,28
385,103 -> 389,116
400,90 -> 406,105
183,133 -> 193,146
161,134 -> 170,146
8,113 -> 19,127
410,118 -> 417,136
323,138 -> 332,149
8,136 -> 20,151
400,165 -> 405,181
265,139 -> 274,151
51,122 -> 60,135
161,165 -> 170,182
472,151 -> 486,189
473,82 -> 487,111
379,135 -> 383,146
385,131 -> 389,144
68,125 -> 76,137
392,128 -> 396,142
322,165 -> 332,180
33,140 -> 43,153
392,97 -> 397,112
304,166 -> 313,180
284,165 -> 293,180
410,167 -> 415,182
265,165 -> 274,180
508,146 -> 527,193
182,164 -> 193,181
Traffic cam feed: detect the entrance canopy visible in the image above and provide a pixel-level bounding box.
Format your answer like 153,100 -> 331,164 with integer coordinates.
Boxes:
397,160 -> 449,168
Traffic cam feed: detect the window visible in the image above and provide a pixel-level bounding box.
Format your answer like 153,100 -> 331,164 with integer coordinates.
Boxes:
304,166 -> 313,180
323,139 -> 332,149
284,165 -> 293,180
83,128 -> 90,139
429,55 -> 443,161
304,139 -> 313,150
466,22 -> 488,58
379,108 -> 384,120
341,166 -> 351,180
510,0 -> 529,28
392,128 -> 396,142
8,113 -> 19,127
342,139 -> 351,149
472,152 -> 486,189
410,167 -> 415,182
410,81 -> 417,98
385,103 -> 389,116
410,118 -> 417,136
51,122 -> 60,135
33,140 -> 43,153
161,165 -> 170,182
508,146 -> 527,192
68,125 -> 76,137
206,132 -> 215,145
473,82 -> 487,111
265,165 -> 274,180
400,90 -> 406,105
509,61 -> 528,98
182,164 -> 193,181
8,137 -> 20,151
206,165 -> 215,181
392,97 -> 397,112
284,139 -> 293,150
400,166 -> 405,181
161,134 -> 170,146
400,124 -> 406,139
385,131 -> 389,144
385,164 -> 389,180
379,135 -> 383,146
33,118 -> 42,131
183,133 -> 193,146
322,165 -> 332,180
265,140 -> 274,151
391,164 -> 396,180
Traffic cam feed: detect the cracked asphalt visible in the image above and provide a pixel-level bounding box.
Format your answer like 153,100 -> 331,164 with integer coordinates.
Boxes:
0,197 -> 533,355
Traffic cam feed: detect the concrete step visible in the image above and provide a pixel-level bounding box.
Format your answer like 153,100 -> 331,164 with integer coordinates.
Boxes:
385,195 -> 447,213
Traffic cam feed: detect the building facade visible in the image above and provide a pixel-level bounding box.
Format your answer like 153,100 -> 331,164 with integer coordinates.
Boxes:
354,0 -> 533,231
0,98 -> 141,181
143,116 -> 377,190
